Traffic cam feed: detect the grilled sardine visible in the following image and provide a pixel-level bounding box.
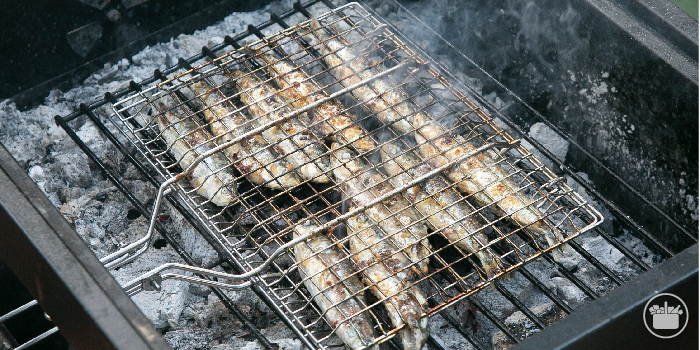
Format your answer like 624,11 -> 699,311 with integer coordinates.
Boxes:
189,81 -> 301,189
294,221 -> 377,350
330,144 -> 431,277
413,128 -> 575,260
150,95 -> 237,206
345,213 -> 429,350
253,50 -> 375,153
305,18 -> 573,259
381,143 -> 504,279
228,69 -> 331,183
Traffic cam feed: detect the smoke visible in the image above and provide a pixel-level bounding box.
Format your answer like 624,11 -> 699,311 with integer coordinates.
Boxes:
364,0 -> 699,238
369,0 -> 589,93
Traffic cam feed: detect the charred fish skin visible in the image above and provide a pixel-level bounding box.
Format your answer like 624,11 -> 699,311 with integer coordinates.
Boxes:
228,69 -> 331,183
189,81 -> 301,190
381,143 -> 505,279
304,19 -> 572,259
294,221 -> 378,350
330,144 -> 431,277
253,50 -> 375,153
150,95 -> 237,206
345,213 -> 429,350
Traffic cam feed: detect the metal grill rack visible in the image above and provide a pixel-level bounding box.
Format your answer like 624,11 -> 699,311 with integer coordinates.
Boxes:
52,1 -> 695,350
0,300 -> 60,350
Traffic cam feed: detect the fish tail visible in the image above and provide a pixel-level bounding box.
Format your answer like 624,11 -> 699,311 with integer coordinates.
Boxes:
534,223 -> 576,261
551,242 -> 577,261
478,249 -> 505,280
399,318 -> 429,350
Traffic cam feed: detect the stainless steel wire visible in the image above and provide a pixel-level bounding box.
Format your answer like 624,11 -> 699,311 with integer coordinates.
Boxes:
106,2 -> 603,349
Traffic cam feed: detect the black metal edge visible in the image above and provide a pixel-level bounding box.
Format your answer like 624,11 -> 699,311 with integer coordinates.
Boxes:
620,0 -> 698,50
6,0 -> 277,109
514,244 -> 698,350
0,143 -> 170,350
582,0 -> 698,83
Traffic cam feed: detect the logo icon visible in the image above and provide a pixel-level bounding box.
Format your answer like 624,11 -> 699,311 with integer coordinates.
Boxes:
643,293 -> 688,338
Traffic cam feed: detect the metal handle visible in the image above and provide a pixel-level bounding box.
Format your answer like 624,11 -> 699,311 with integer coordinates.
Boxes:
100,60 -> 410,271
113,139 -> 518,296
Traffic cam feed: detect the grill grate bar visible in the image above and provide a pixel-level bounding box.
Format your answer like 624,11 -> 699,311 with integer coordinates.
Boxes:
502,259 -> 574,315
594,226 -> 651,271
0,299 -> 61,350
540,252 -> 599,300
14,327 -> 59,350
435,311 -> 487,350
0,300 -> 39,325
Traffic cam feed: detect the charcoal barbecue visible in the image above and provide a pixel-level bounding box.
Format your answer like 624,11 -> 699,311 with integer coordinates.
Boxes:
0,0 -> 697,350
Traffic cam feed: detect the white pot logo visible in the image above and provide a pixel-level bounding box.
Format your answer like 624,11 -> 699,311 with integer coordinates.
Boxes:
643,293 -> 688,338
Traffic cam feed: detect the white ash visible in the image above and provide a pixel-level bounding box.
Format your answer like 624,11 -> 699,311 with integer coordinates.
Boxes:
427,315 -> 475,350
528,122 -> 569,164
0,1 -> 665,350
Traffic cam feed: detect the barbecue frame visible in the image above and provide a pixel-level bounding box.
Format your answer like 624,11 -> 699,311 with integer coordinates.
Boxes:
0,142 -> 170,350
0,0 -> 695,349
100,2 -> 604,348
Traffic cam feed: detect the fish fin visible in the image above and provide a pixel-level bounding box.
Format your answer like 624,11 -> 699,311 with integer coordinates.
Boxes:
311,16 -> 322,31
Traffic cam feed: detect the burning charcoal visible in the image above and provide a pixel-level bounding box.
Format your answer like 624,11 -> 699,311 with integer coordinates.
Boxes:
491,330 -> 516,350
502,303 -> 565,341
528,123 -> 569,163
550,277 -> 586,306
164,328 -> 215,350
51,153 -> 94,188
581,235 -> 625,268
273,338 -> 303,350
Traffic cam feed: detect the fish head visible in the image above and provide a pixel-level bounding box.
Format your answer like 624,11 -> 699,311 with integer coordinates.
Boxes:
293,219 -> 317,239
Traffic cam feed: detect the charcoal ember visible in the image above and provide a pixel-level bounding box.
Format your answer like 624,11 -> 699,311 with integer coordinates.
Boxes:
483,92 -> 507,111
181,293 -> 245,339
475,272 -> 532,319
0,103 -> 54,168
501,302 -> 565,341
50,153 -> 94,188
529,123 -> 569,163
550,276 -> 586,306
75,122 -> 123,170
230,341 -> 261,350
74,219 -> 106,241
223,287 -> 272,317
124,179 -> 156,205
132,279 -> 191,331
164,328 -> 215,350
273,338 -> 303,350
581,235 -> 625,269
28,165 -> 47,189
182,300 -> 209,327
491,330 -> 516,350
101,201 -> 129,235
261,321 -> 301,346
620,233 -> 656,267
234,204 -> 259,226
211,345 -> 237,350
428,315 -> 476,350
